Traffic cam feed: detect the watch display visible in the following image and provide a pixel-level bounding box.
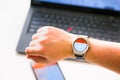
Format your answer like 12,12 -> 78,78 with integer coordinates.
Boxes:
74,38 -> 88,53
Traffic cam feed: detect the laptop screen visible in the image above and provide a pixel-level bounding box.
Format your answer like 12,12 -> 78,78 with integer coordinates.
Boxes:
33,0 -> 120,12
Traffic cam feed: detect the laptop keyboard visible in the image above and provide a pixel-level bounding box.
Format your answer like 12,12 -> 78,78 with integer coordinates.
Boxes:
28,7 -> 120,42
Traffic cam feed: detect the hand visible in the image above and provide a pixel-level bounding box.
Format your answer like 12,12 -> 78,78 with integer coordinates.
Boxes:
25,26 -> 75,64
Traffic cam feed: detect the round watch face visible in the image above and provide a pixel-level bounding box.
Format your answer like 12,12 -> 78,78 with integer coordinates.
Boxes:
73,38 -> 88,52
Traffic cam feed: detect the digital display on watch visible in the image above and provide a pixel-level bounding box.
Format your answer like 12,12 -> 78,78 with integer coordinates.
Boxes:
74,38 -> 87,52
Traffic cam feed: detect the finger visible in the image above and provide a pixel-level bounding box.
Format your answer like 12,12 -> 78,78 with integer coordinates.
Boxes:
27,55 -> 49,63
37,26 -> 51,33
29,40 -> 38,47
25,46 -> 44,57
32,33 -> 40,40
32,33 -> 47,41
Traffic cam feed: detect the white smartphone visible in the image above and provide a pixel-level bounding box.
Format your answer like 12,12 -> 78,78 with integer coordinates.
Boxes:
30,62 -> 65,80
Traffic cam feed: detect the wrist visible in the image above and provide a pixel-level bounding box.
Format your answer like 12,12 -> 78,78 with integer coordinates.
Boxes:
84,38 -> 98,62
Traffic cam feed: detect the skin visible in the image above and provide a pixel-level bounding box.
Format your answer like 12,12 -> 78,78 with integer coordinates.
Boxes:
25,26 -> 120,74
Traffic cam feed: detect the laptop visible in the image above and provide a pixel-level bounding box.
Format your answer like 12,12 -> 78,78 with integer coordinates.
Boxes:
16,0 -> 120,54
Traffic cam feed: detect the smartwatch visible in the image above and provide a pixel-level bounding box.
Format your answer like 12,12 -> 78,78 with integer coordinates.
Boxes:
72,35 -> 90,61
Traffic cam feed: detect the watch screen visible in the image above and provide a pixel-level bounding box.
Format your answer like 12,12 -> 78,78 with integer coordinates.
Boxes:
74,38 -> 87,52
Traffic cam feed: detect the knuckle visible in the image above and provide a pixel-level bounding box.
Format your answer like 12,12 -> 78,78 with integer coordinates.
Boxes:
29,40 -> 38,47
32,34 -> 38,40
29,41 -> 34,46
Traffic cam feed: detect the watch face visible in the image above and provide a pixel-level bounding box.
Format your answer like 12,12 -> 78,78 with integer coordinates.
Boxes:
74,38 -> 87,52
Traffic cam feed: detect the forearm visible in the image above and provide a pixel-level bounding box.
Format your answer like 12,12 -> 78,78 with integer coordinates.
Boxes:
85,38 -> 120,74
25,26 -> 120,74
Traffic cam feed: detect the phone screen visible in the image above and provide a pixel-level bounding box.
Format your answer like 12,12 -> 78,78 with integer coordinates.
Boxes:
31,62 -> 65,80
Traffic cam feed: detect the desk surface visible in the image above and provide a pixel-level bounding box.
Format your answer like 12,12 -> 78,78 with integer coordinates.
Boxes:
0,0 -> 119,80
